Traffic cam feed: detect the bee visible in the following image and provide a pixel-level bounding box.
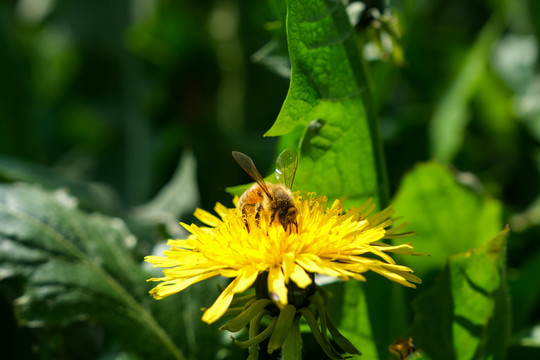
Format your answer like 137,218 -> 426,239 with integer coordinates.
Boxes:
232,148 -> 298,231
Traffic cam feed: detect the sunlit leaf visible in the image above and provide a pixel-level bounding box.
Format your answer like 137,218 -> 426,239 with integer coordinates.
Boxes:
410,227 -> 511,360
266,0 -> 387,208
393,162 -> 503,281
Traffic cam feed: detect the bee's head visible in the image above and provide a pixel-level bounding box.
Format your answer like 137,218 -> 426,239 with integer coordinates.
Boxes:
278,205 -> 297,220
268,185 -> 298,230
277,204 -> 298,232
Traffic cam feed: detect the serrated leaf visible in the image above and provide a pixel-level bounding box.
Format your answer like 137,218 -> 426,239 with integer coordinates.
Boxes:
410,227 -> 511,360
267,0 -> 387,208
0,183 -> 185,360
393,162 -> 503,281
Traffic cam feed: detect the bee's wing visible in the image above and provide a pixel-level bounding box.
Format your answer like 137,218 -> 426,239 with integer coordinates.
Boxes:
276,147 -> 298,189
232,151 -> 272,198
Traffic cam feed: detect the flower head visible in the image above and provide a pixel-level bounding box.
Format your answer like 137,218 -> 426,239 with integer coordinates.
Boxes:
145,193 -> 421,324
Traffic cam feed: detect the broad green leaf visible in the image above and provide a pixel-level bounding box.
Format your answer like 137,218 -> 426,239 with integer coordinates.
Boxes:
267,0 -> 388,208
410,228 -> 511,360
429,15 -> 504,162
393,162 -> 503,281
0,183 -> 185,360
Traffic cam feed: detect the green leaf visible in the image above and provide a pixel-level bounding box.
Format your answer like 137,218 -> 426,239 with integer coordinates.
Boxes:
0,183 -> 185,360
267,0 -> 388,208
392,162 -> 503,281
410,227 -> 511,360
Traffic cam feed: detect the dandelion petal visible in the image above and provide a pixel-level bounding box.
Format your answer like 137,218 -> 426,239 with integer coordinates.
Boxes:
290,264 -> 312,288
268,265 -> 287,306
202,267 -> 258,324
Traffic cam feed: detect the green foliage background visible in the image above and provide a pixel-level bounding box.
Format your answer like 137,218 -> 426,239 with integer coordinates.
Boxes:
1,0 -> 539,359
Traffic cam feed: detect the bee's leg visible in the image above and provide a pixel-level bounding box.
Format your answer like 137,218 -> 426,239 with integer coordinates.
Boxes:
255,203 -> 263,227
242,204 -> 257,232
269,209 -> 277,226
241,208 -> 250,232
266,206 -> 275,236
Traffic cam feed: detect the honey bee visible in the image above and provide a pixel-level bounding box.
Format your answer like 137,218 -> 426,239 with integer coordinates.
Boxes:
232,148 -> 298,231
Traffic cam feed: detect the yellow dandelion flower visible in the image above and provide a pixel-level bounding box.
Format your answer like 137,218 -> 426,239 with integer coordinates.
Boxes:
145,193 -> 421,324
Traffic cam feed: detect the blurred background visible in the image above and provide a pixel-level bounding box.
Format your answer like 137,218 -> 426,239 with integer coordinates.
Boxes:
0,0 -> 291,211
1,0 -> 539,358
